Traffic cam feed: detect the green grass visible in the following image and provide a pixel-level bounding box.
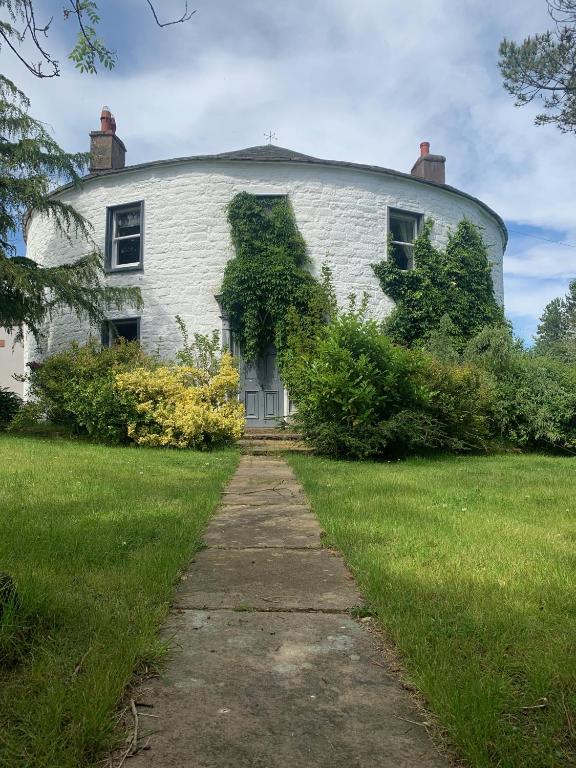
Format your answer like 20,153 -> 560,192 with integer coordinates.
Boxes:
289,453 -> 576,768
0,435 -> 238,768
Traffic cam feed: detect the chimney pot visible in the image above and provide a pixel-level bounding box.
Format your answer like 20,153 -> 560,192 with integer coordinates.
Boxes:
100,106 -> 113,133
420,141 -> 430,157
90,106 -> 126,172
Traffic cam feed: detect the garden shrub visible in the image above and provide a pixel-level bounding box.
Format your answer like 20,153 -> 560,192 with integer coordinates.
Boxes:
27,339 -> 152,442
0,387 -> 22,430
282,305 -> 493,458
465,326 -> 576,449
114,352 -> 244,448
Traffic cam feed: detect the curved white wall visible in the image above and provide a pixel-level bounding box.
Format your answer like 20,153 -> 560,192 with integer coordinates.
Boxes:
25,159 -> 505,361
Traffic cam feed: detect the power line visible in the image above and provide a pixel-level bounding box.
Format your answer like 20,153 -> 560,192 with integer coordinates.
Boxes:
507,228 -> 576,249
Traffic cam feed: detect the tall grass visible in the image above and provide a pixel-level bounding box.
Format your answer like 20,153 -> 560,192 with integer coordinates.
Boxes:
290,454 -> 576,768
0,436 -> 238,768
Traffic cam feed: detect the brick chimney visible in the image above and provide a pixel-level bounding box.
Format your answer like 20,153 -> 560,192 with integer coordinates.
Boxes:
410,141 -> 446,185
89,106 -> 126,172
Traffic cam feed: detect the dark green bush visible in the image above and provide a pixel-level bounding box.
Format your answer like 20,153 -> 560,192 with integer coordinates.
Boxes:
465,327 -> 576,450
0,387 -> 22,430
28,339 -> 152,443
282,306 -> 493,458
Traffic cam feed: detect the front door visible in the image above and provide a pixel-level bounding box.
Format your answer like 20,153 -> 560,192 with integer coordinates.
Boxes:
239,344 -> 284,428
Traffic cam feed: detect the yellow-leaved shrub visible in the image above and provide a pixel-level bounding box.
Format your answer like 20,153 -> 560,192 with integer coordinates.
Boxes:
114,351 -> 244,449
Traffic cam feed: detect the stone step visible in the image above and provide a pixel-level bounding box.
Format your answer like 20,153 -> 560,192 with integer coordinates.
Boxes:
243,430 -> 302,441
238,439 -> 312,455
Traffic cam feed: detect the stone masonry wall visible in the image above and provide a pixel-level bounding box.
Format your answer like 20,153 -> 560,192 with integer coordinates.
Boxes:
24,160 -> 506,362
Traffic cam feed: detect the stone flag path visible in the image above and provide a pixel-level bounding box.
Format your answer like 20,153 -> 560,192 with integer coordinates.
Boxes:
129,456 -> 447,767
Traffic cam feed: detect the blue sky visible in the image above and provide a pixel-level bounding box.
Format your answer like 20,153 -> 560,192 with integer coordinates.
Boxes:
7,0 -> 576,343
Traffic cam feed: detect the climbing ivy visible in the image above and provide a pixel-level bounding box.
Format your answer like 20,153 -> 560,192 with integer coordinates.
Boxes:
221,192 -> 327,362
373,219 -> 504,349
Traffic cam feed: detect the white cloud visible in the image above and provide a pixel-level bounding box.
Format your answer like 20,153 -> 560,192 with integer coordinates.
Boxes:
3,0 -> 573,337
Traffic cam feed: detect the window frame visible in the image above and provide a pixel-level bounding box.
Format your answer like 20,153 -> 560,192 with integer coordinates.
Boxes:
387,207 -> 423,270
105,201 -> 144,272
101,316 -> 141,347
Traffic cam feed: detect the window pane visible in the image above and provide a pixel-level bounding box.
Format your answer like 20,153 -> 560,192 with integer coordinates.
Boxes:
390,213 -> 416,243
111,319 -> 139,343
116,237 -> 140,265
393,243 -> 413,270
115,208 -> 141,237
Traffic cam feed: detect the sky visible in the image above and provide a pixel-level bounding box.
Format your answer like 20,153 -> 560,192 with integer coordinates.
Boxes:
6,0 -> 576,343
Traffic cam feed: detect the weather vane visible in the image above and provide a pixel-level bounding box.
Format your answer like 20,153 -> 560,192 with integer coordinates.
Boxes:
264,130 -> 277,145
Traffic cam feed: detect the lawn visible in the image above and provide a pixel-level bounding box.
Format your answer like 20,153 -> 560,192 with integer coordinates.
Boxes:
0,435 -> 238,768
289,453 -> 576,768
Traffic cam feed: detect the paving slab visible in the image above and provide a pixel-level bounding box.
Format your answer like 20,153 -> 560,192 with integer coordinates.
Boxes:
202,505 -> 321,549
130,610 -> 446,768
121,455 -> 448,768
175,549 -> 361,611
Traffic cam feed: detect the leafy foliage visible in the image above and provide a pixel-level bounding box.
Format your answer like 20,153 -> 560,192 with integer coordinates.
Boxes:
282,303 -> 492,458
27,339 -> 149,442
534,278 -> 576,361
0,75 -> 141,341
499,1 -> 576,133
373,219 -> 504,349
174,314 -> 222,375
0,386 -> 21,429
67,1 -> 116,74
115,353 -> 244,449
221,193 -> 328,362
465,326 -> 576,450
25,331 -> 244,448
0,1 -> 194,78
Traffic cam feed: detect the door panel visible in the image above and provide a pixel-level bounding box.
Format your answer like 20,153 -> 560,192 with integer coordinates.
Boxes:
244,391 -> 259,420
238,343 -> 284,427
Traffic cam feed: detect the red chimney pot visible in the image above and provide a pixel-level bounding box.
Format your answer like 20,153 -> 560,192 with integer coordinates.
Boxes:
100,106 -> 113,133
420,141 -> 430,157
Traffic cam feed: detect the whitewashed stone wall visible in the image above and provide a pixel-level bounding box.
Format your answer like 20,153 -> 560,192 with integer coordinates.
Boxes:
25,159 -> 506,362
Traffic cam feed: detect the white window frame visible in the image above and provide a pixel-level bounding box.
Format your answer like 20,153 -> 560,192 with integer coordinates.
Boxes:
388,208 -> 422,270
106,201 -> 144,272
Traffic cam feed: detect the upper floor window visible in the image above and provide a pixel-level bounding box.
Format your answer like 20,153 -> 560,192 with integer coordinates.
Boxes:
388,209 -> 422,270
106,201 -> 143,271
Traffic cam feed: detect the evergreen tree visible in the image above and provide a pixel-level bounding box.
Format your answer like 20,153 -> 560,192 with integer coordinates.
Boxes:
0,76 -> 141,341
535,297 -> 567,353
499,1 -> 576,133
373,219 -> 504,349
534,280 -> 576,360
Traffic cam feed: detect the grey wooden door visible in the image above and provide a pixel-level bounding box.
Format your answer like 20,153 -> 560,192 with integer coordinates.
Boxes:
239,344 -> 284,428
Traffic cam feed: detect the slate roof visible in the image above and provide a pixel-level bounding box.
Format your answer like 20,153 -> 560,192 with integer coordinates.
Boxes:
212,144 -> 320,162
55,144 -> 507,243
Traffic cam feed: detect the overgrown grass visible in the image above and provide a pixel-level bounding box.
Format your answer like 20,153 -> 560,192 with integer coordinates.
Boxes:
0,435 -> 238,768
289,453 -> 576,768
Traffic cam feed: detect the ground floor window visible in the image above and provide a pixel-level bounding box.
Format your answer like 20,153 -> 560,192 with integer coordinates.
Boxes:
101,317 -> 140,346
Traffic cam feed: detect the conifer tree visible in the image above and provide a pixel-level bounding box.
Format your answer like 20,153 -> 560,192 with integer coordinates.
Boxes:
0,76 -> 142,341
499,1 -> 576,133
534,280 -> 576,359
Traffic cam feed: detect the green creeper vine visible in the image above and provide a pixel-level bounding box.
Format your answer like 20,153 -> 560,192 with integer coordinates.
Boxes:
221,192 -> 328,362
373,219 -> 504,350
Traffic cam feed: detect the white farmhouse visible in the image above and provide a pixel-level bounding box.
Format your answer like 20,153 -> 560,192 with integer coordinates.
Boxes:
25,107 -> 506,427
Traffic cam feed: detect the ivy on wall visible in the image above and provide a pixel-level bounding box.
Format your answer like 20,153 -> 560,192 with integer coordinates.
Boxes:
373,219 -> 504,349
221,192 -> 326,362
